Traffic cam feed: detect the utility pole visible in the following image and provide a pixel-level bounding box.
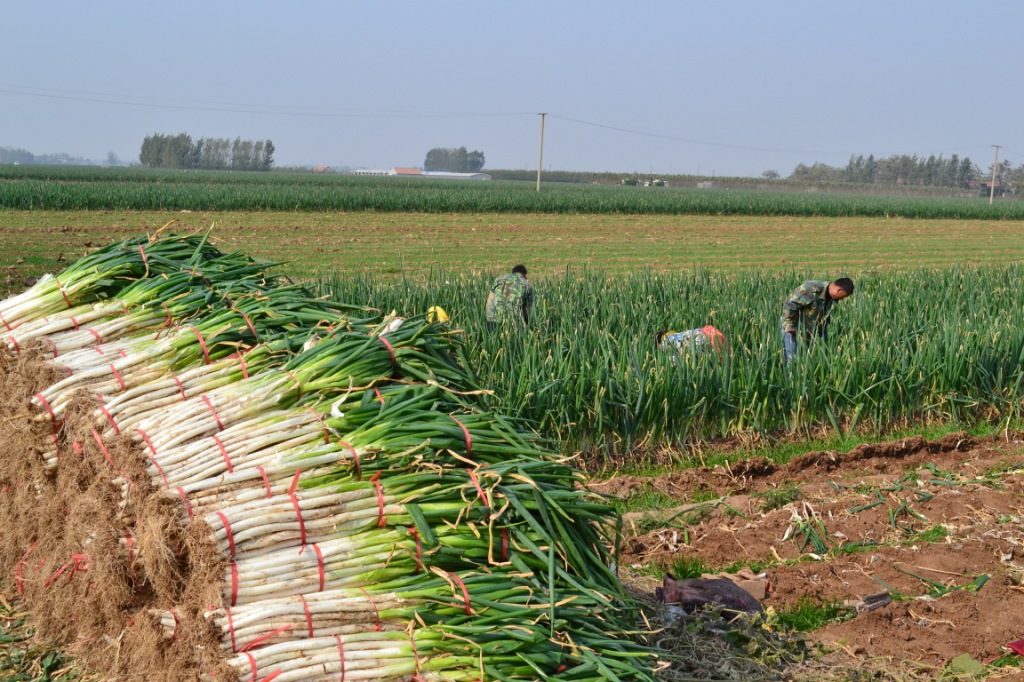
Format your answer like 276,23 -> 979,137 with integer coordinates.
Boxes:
535,113 -> 546,192
990,145 -> 1001,205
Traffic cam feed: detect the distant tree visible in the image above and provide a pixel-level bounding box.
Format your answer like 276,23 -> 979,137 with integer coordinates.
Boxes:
231,138 -> 252,170
424,146 -> 485,172
200,138 -> 230,170
0,147 -> 35,164
139,133 -> 274,170
990,159 -> 1012,185
761,170 -> 780,180
788,162 -> 841,183
957,157 -> 979,188
1007,164 -> 1024,197
253,141 -> 265,171
944,155 -> 960,187
139,132 -> 193,168
260,140 -> 275,171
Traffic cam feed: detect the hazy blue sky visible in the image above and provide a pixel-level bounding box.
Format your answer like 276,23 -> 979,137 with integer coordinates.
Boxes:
3,2 -> 1020,177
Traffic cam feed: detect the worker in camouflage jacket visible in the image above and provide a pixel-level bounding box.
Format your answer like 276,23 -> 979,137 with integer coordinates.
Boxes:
780,277 -> 854,363
485,264 -> 534,331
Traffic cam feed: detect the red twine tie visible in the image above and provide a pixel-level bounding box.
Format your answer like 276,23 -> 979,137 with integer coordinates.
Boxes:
230,561 -> 240,606
110,364 -> 127,391
136,429 -> 169,486
370,471 -> 386,528
450,415 -> 473,458
98,403 -> 120,435
225,607 -> 238,652
173,376 -> 187,401
239,624 -> 292,653
202,394 -> 224,431
408,527 -> 424,571
232,306 -> 258,340
300,595 -> 314,637
290,492 -> 308,548
379,336 -> 397,371
177,487 -> 194,519
467,469 -> 489,506
358,587 -> 381,631
216,511 -> 236,558
336,635 -> 346,681
92,429 -> 119,470
190,326 -> 211,364
312,544 -> 325,592
55,278 -> 72,308
446,571 -> 473,615
258,466 -> 272,498
213,434 -> 233,473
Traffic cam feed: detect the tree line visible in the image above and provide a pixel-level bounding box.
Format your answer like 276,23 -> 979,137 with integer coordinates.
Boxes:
423,147 -> 485,173
788,153 -> 983,189
139,133 -> 275,171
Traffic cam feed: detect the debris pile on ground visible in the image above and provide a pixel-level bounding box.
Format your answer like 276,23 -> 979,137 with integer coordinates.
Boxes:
607,434 -> 1024,676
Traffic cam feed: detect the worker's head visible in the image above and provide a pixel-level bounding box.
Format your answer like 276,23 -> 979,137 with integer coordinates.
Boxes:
655,330 -> 666,348
512,264 -> 528,278
829,277 -> 855,301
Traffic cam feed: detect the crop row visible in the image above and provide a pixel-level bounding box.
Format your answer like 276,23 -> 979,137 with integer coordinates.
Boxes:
315,265 -> 1024,464
1,166 -> 1023,218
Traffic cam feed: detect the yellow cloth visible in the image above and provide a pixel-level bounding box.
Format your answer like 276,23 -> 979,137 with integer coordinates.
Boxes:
427,306 -> 450,323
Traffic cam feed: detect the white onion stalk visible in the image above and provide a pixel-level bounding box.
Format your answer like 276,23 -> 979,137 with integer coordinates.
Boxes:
33,335 -> 175,418
128,372 -> 299,454
98,358 -> 254,438
196,589 -> 415,651
144,413 -> 323,488
38,310 -> 170,357
226,631 -> 481,682
2,301 -> 117,351
204,488 -> 410,559
226,530 -> 414,605
43,337 -> 142,374
167,446 -> 351,513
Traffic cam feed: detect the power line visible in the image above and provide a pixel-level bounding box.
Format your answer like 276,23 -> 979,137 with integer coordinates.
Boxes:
549,113 -> 854,157
0,85 -> 533,119
2,83 -> 1014,167
550,115 -> 1011,164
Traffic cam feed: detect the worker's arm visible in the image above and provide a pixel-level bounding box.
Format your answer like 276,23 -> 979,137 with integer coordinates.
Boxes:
781,306 -> 800,334
522,286 -> 534,324
781,291 -> 806,334
485,291 -> 495,316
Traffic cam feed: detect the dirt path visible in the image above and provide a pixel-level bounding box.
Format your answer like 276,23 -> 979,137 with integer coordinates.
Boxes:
597,433 -> 1024,676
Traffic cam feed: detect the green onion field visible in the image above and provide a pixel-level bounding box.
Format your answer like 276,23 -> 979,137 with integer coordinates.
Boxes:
1,167 -> 1023,681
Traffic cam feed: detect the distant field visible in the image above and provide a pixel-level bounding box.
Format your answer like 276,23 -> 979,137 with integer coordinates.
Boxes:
1,165 -> 1023,219
0,210 -> 1022,288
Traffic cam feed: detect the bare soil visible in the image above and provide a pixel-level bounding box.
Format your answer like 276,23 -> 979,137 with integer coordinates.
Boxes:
597,433 -> 1024,678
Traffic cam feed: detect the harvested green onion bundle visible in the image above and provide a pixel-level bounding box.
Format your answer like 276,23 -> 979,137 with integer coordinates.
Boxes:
0,232 -> 240,331
0,232 -> 656,682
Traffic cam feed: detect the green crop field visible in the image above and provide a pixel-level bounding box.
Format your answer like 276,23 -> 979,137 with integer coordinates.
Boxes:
2,210 -> 1024,286
312,265 -> 1024,465
2,204 -> 1024,464
1,165 -> 1023,219
2,164 -> 1024,464
3,170 -> 1024,680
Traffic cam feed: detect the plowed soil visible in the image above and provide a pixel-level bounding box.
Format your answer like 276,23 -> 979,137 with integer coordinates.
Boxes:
596,433 -> 1024,677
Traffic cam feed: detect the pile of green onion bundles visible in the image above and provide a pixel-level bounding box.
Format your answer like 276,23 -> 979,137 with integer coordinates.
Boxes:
0,232 -> 656,682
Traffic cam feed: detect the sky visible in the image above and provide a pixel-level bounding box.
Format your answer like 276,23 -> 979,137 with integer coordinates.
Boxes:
2,1 -> 1022,178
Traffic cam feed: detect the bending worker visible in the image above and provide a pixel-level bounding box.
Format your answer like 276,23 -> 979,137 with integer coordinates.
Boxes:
656,325 -> 727,354
485,264 -> 534,331
781,277 -> 854,363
